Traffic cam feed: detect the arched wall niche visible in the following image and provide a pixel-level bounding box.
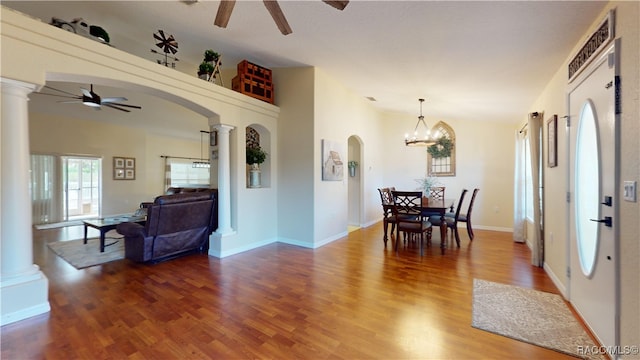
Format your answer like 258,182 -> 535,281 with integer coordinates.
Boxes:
246,123 -> 271,188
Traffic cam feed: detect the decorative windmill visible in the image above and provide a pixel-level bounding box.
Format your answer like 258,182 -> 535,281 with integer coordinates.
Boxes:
151,30 -> 179,68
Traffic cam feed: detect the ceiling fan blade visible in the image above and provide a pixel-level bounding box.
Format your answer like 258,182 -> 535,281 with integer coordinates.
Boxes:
105,102 -> 142,110
101,97 -> 128,103
58,100 -> 82,103
263,0 -> 292,35
80,88 -> 92,97
103,103 -> 131,112
214,0 -> 236,28
42,85 -> 80,97
322,0 -> 349,11
34,92 -> 80,100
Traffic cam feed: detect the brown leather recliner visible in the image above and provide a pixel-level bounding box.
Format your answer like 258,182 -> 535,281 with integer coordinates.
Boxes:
117,190 -> 218,263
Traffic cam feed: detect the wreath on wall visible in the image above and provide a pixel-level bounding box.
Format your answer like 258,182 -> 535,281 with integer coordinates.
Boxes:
427,137 -> 453,159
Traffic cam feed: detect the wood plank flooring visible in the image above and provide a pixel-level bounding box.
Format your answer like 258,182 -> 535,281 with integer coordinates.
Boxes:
1,223 -> 594,359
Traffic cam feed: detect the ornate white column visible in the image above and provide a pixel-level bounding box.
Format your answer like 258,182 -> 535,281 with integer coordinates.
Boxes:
212,124 -> 235,235
0,78 -> 50,325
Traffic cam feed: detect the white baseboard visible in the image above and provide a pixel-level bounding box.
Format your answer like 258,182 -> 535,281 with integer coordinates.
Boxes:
544,262 -> 568,298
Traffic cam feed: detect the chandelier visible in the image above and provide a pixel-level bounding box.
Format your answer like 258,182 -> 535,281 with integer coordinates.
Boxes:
405,98 -> 439,147
192,130 -> 211,168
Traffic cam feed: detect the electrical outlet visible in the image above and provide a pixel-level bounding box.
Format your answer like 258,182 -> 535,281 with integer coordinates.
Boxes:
623,181 -> 637,202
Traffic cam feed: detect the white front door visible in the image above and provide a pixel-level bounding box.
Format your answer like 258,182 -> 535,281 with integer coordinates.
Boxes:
568,43 -> 618,351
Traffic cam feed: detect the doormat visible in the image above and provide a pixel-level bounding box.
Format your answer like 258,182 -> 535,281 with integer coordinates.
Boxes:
472,279 -> 603,360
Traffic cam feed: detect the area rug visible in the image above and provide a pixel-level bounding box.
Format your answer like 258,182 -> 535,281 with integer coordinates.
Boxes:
35,220 -> 83,230
472,279 -> 602,360
47,233 -> 124,269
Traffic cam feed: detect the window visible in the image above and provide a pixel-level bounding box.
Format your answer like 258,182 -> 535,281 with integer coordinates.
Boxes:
166,158 -> 210,188
427,121 -> 456,176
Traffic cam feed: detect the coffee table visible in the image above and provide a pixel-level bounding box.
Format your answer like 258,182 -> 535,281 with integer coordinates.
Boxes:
83,215 -> 145,252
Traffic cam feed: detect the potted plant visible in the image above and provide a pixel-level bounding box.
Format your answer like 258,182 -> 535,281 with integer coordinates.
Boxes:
246,146 -> 267,188
348,160 -> 358,177
198,61 -> 214,80
203,49 -> 220,63
415,173 -> 440,198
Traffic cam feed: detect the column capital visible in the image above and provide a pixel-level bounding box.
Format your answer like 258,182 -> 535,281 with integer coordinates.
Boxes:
212,124 -> 235,134
0,77 -> 38,97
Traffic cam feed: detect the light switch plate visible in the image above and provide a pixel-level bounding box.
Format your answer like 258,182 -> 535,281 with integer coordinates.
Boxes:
623,181 -> 637,202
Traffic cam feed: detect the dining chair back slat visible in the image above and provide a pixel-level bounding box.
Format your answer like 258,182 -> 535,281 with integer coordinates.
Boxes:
458,188 -> 479,240
429,186 -> 445,200
377,187 -> 397,246
391,191 -> 432,256
429,188 -> 468,247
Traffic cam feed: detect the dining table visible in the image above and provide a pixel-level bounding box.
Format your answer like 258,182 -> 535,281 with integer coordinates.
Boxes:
421,197 -> 455,253
383,196 -> 455,254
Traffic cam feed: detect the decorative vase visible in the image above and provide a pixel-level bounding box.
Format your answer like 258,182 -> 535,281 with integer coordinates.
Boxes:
249,163 -> 261,188
198,72 -> 208,80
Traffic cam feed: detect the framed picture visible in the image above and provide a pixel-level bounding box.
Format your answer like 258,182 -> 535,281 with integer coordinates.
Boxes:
547,114 -> 558,168
125,158 -> 135,169
321,139 -> 345,181
125,169 -> 135,180
114,157 -> 125,169
210,131 -> 218,147
113,156 -> 135,180
114,168 -> 125,179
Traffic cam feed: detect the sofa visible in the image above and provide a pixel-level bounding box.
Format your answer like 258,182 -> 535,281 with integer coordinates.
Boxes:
117,190 -> 218,263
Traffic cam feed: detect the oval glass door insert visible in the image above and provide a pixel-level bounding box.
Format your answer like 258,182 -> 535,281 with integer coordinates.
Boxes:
575,100 -> 600,277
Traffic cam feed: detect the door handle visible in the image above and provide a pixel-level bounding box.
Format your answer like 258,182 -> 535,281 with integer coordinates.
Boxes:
590,216 -> 612,227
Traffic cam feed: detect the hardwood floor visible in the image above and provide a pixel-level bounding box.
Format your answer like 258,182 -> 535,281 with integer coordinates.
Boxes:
2,223 -> 591,359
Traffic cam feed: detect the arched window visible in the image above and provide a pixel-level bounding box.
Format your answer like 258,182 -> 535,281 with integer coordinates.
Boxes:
427,121 -> 456,176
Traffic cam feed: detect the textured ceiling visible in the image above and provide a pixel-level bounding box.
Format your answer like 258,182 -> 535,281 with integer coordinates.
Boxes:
4,1 -> 608,123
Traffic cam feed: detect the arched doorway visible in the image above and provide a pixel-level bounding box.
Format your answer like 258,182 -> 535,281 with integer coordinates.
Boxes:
348,135 -> 363,231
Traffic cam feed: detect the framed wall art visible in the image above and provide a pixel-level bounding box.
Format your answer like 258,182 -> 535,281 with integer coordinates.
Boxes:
114,156 -> 136,180
547,114 -> 557,168
321,139 -> 345,181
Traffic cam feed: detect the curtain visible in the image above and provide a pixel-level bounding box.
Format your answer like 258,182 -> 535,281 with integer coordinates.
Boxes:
30,154 -> 62,224
513,113 -> 544,266
513,129 -> 526,243
164,157 -> 171,192
528,113 -> 543,267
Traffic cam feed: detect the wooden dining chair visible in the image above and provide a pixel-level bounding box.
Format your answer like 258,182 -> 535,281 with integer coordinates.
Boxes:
457,188 -> 479,240
429,188 -> 468,247
429,186 -> 445,200
391,191 -> 432,256
377,187 -> 396,246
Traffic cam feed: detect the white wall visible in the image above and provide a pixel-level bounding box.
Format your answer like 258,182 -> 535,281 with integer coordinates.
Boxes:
273,67 -> 316,247
313,68 -> 386,245
381,110 -> 516,231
